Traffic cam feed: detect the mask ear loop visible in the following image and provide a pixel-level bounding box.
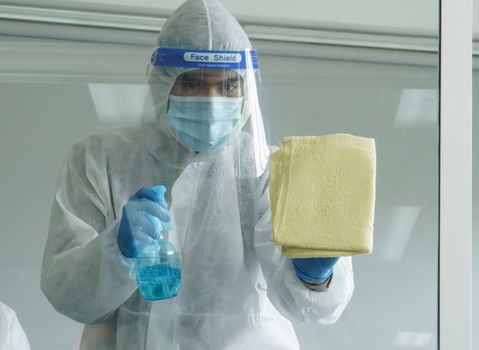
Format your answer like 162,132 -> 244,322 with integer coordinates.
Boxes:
240,94 -> 245,115
167,76 -> 180,114
239,74 -> 245,114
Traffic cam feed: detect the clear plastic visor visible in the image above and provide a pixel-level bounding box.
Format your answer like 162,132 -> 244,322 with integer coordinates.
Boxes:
142,48 -> 269,178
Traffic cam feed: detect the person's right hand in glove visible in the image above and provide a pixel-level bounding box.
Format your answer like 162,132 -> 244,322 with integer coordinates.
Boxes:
292,257 -> 339,283
118,185 -> 172,258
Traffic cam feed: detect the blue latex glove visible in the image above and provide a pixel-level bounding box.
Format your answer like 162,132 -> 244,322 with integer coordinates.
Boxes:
292,257 -> 340,283
118,185 -> 172,258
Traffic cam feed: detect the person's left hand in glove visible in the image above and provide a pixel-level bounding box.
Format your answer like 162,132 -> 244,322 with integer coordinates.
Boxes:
292,257 -> 340,284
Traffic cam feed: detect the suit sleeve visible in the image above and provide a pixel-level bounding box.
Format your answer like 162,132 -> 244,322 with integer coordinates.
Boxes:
41,141 -> 137,324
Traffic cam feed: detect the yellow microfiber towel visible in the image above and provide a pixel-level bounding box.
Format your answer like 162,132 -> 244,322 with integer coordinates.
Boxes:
269,134 -> 376,258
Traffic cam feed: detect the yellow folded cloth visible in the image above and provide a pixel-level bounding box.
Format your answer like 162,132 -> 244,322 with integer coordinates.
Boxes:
269,134 -> 376,258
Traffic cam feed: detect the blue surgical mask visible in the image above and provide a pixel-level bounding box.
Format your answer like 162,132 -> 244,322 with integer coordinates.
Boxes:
166,95 -> 243,152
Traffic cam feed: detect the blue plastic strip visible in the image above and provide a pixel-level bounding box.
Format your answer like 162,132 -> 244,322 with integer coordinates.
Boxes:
150,48 -> 259,69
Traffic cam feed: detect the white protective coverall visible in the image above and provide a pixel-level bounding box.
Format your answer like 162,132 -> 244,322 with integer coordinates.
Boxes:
41,0 -> 354,349
0,301 -> 31,350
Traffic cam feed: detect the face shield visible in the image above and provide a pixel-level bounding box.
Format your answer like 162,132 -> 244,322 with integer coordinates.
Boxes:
141,48 -> 269,179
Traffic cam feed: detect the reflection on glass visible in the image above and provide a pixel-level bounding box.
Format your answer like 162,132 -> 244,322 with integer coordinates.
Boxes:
375,205 -> 422,262
394,89 -> 438,128
392,331 -> 434,347
88,83 -> 148,122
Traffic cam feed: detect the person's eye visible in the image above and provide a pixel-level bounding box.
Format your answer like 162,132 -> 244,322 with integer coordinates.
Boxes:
225,80 -> 240,93
183,80 -> 200,90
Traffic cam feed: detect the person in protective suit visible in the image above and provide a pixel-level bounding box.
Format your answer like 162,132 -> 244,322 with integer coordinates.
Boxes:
0,301 -> 31,350
41,0 -> 354,349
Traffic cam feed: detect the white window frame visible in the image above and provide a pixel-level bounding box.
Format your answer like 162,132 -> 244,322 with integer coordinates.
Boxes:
439,0 -> 473,349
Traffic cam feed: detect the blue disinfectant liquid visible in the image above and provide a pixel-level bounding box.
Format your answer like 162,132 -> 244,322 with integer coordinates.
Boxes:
136,263 -> 181,300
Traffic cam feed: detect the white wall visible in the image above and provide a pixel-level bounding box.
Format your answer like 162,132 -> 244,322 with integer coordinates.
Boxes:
7,0 -> 463,34
9,0 -> 479,37
73,0 -> 441,30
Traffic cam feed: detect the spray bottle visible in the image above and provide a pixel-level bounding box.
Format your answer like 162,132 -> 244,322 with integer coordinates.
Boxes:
134,185 -> 181,300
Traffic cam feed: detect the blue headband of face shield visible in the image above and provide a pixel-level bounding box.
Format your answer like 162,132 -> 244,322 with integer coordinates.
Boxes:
150,48 -> 260,70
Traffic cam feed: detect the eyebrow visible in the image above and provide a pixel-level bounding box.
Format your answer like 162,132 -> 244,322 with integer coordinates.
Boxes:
177,73 -> 201,82
225,76 -> 241,83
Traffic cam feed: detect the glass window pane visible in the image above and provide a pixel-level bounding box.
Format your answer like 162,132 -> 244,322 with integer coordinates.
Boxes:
0,1 -> 439,349
262,55 -> 439,350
